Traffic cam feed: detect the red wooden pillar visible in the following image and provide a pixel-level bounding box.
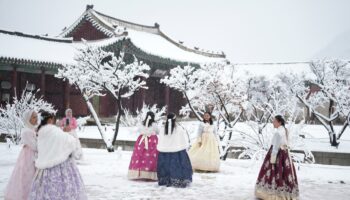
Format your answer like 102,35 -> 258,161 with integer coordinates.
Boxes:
11,66 -> 18,99
40,67 -> 46,97
63,81 -> 70,109
140,77 -> 147,108
165,86 -> 170,113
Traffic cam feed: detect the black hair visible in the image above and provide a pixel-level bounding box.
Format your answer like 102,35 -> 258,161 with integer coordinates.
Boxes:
38,112 -> 55,131
164,112 -> 176,135
143,111 -> 155,127
275,115 -> 288,139
203,112 -> 213,125
274,115 -> 285,127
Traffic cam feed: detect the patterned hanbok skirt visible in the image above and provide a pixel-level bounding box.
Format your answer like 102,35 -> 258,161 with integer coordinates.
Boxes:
157,149 -> 193,188
29,158 -> 87,200
128,134 -> 159,180
255,146 -> 299,200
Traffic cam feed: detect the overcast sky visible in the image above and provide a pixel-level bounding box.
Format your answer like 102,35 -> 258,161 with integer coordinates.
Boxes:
0,0 -> 349,63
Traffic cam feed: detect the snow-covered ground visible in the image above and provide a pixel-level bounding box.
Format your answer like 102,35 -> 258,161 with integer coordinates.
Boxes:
1,144 -> 350,199
77,122 -> 350,153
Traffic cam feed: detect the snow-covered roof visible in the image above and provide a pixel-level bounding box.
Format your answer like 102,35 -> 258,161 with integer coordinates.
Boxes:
0,30 -> 124,67
125,29 -> 227,64
60,6 -> 227,64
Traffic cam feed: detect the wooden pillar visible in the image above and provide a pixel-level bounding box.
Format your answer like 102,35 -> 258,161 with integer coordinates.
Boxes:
141,88 -> 146,107
40,67 -> 46,97
140,77 -> 146,108
63,81 -> 70,109
165,86 -> 170,113
11,66 -> 18,99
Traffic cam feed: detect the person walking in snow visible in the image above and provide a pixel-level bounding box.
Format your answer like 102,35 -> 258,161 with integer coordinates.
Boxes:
128,111 -> 159,181
188,112 -> 220,172
157,113 -> 193,188
255,115 -> 299,200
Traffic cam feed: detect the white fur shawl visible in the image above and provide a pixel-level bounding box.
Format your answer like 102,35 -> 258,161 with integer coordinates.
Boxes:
157,126 -> 189,152
36,124 -> 77,169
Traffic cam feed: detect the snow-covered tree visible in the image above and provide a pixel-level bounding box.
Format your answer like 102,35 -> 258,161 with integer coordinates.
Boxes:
161,65 -> 208,121
243,75 -> 303,134
290,59 -> 350,146
120,103 -> 167,127
200,64 -> 247,159
161,63 -> 247,160
58,42 -> 150,151
0,85 -> 56,144
229,75 -> 313,163
56,47 -> 113,151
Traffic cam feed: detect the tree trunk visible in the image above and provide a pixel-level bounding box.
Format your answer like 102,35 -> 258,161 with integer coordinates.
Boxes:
184,92 -> 202,121
221,130 -> 232,161
220,110 -> 243,160
330,133 -> 339,147
111,96 -> 122,149
328,100 -> 339,147
83,95 -> 114,152
337,116 -> 349,140
297,94 -> 341,147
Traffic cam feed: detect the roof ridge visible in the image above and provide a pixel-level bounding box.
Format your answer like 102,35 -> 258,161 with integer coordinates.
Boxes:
0,29 -> 72,43
93,10 -> 158,30
91,9 -> 225,58
58,5 -> 226,58
157,30 -> 225,58
59,10 -> 88,37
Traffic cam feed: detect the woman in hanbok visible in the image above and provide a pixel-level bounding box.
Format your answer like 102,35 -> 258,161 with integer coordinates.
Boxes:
255,115 -> 299,200
4,110 -> 38,200
189,112 -> 220,172
157,113 -> 193,188
29,112 -> 87,200
128,111 -> 159,180
60,108 -> 83,160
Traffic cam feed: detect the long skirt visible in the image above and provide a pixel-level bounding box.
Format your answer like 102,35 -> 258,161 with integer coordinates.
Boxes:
255,146 -> 299,200
4,146 -> 36,200
29,158 -> 87,200
128,134 -> 158,180
188,132 -> 220,172
157,149 -> 193,188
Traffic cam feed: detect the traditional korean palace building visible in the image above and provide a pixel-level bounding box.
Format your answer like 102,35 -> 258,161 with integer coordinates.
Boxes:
0,5 -> 226,117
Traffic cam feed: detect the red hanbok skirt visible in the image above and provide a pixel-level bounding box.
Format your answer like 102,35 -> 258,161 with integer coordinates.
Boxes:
255,146 -> 299,200
127,134 -> 159,180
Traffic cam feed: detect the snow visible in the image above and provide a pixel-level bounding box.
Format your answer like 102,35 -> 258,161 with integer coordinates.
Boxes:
77,122 -> 350,153
301,124 -> 350,153
0,32 -> 122,65
126,29 -> 226,64
1,143 -> 350,199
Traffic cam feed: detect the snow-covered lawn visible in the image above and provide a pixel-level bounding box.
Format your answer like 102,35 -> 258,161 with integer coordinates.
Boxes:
1,144 -> 350,199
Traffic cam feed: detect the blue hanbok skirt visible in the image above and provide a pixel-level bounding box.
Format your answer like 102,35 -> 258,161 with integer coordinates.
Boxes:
157,149 -> 193,188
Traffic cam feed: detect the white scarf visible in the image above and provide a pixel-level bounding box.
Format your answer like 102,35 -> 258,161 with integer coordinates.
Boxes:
23,110 -> 37,130
35,124 -> 77,169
